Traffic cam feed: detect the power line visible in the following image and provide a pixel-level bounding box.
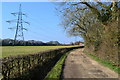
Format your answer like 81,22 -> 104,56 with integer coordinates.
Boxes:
6,4 -> 29,45
6,4 -> 56,42
27,17 -> 59,39
28,29 -> 56,40
26,31 -> 50,41
28,16 -> 59,36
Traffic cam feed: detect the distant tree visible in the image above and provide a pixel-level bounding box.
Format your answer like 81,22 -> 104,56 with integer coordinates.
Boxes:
2,39 -> 14,46
47,41 -> 61,45
0,39 -> 2,46
1,39 -> 62,46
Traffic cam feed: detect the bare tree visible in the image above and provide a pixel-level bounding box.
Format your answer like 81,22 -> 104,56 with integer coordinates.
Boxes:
58,1 -> 119,64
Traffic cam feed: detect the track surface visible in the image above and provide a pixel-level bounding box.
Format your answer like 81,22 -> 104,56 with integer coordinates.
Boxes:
63,49 -> 118,78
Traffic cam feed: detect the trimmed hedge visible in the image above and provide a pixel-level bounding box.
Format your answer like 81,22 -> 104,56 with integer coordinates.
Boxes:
1,46 -> 84,80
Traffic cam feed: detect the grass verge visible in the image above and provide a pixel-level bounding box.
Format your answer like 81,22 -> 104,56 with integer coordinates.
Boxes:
44,51 -> 70,79
84,50 -> 120,74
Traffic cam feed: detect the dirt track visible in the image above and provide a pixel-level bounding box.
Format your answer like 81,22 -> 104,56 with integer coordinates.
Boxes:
63,49 -> 118,78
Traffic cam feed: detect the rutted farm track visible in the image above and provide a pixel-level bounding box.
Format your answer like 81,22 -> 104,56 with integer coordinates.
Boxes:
63,49 -> 118,78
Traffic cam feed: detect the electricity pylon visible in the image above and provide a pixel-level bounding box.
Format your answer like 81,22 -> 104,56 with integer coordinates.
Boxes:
6,4 -> 30,45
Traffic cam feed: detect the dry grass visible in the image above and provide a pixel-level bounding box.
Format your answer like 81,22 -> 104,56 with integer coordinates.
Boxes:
1,46 -> 74,58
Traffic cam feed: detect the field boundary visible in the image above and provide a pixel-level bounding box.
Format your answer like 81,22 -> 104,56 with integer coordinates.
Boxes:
1,46 -> 84,80
44,49 -> 72,79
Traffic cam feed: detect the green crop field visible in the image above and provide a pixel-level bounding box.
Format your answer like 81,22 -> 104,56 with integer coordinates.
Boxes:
1,46 -> 74,58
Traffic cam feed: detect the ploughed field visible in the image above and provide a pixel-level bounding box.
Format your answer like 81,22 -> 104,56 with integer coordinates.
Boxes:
1,46 -> 74,58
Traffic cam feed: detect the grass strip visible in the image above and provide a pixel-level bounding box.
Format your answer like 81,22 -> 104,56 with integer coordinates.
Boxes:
44,51 -> 70,79
84,50 -> 120,74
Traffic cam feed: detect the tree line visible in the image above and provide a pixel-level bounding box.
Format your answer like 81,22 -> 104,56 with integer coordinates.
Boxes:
0,39 -> 61,46
58,1 -> 119,65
